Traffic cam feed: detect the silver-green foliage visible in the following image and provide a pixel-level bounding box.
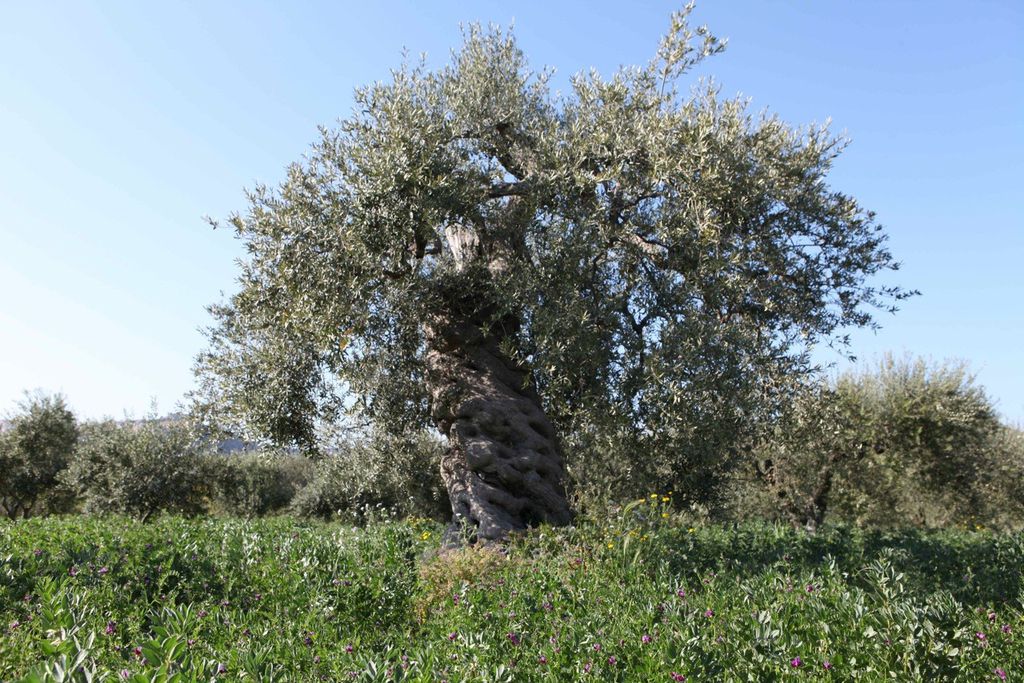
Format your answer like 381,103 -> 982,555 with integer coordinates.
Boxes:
290,430 -> 448,521
194,6 -> 911,504
62,420 -> 208,521
740,356 -> 1013,529
0,393 -> 78,519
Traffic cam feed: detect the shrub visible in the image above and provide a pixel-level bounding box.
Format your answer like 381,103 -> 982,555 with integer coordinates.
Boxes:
206,450 -> 313,517
63,419 -> 207,520
290,429 -> 448,521
0,392 -> 78,518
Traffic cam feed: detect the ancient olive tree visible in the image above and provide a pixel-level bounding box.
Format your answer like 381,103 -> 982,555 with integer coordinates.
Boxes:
194,7 -> 909,542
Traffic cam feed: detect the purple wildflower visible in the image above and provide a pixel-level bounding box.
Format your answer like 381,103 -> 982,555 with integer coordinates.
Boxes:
676,588 -> 686,598
1001,624 -> 1011,634
995,668 -> 1007,680
538,655 -> 547,665
593,643 -> 602,652
670,674 -> 687,682
976,632 -> 987,643
68,565 -> 78,577
703,609 -> 714,618
607,656 -> 617,666
790,657 -> 803,668
344,643 -> 353,653
507,632 -> 520,646
105,621 -> 116,635
823,660 -> 833,670
98,566 -> 109,576
583,661 -> 592,674
642,634 -> 652,644
448,632 -> 457,641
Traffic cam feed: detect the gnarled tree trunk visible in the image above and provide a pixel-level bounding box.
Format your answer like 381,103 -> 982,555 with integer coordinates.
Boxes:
424,310 -> 572,544
423,224 -> 571,544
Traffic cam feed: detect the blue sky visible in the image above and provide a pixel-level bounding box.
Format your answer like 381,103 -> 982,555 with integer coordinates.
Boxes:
1,0 -> 1021,423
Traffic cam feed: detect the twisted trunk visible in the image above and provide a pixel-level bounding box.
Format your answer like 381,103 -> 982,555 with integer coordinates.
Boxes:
424,306 -> 571,545
419,221 -> 571,544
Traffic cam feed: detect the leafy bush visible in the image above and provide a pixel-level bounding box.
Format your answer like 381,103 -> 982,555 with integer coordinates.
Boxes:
63,419 -> 208,520
205,450 -> 313,517
290,429 -> 448,521
0,393 -> 78,519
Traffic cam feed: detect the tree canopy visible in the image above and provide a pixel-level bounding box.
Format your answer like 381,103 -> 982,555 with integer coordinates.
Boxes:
194,6 -> 911,540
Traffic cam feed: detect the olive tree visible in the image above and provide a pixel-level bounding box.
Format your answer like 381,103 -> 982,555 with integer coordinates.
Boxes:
0,393 -> 78,519
194,7 -> 910,542
749,356 -> 1001,530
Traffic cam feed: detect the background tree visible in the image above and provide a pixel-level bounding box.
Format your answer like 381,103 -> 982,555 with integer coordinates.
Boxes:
742,356 -> 1003,530
194,6 -> 911,542
63,419 -> 207,521
0,392 -> 78,519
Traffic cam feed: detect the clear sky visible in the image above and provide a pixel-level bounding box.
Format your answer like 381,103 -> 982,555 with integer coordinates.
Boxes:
1,1 -> 1021,423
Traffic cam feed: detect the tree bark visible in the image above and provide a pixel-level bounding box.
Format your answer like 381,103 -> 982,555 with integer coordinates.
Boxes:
424,307 -> 572,545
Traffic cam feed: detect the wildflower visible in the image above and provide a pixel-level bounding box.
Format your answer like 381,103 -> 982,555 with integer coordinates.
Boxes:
676,588 -> 686,598
976,631 -> 987,643
33,549 -> 43,557
105,621 -> 116,635
217,663 -> 227,675
688,528 -> 695,534
995,668 -> 1007,680
608,656 -> 617,666
98,566 -> 109,576
68,565 -> 78,577
9,620 -> 20,632
823,660 -> 833,670
607,542 -> 614,549
670,674 -> 687,682
593,643 -> 602,652
650,494 -> 659,499
421,531 -> 431,540
538,655 -> 547,665
662,513 -> 670,519
790,657 -> 802,668
448,632 -> 457,641
120,670 -> 130,679
662,496 -> 670,502
133,647 -> 143,658
198,610 -> 208,618
1001,624 -> 1011,634
642,634 -> 652,644
704,609 -> 714,618
507,632 -> 520,646
988,612 -> 997,622
805,584 -> 815,593
583,661 -> 593,674
344,643 -> 353,653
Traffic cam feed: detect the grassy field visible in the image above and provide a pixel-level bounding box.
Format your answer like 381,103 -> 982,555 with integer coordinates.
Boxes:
1,502 -> 1022,681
